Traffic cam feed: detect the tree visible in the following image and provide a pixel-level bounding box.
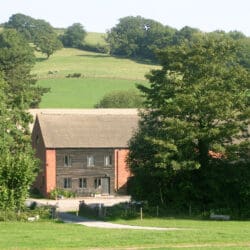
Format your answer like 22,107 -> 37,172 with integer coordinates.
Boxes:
35,31 -> 62,58
60,23 -> 86,48
5,13 -> 62,58
211,30 -> 250,69
172,26 -> 202,44
0,28 -> 43,212
106,16 -> 176,61
95,89 -> 144,108
128,33 -> 250,205
0,29 -> 49,108
0,74 -> 38,211
4,13 -> 34,40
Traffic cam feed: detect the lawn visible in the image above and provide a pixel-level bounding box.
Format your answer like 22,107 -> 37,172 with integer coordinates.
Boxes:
0,218 -> 249,249
32,48 -> 158,108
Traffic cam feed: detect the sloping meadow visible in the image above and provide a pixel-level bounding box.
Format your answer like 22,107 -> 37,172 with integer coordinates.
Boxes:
33,48 -> 158,108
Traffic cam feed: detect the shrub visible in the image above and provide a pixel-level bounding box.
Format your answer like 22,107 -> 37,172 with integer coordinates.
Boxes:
66,73 -> 82,78
79,43 -> 109,54
49,188 -> 76,200
95,89 -> 144,108
0,206 -> 51,221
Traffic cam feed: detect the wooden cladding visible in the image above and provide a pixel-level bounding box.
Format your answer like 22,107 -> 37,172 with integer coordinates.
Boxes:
56,148 -> 115,195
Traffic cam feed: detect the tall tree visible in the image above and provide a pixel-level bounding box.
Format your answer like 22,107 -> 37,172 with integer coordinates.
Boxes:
0,29 -> 43,212
128,33 -> 250,203
60,23 -> 86,48
172,26 -> 202,44
0,29 -> 49,108
5,13 -> 62,58
0,74 -> 38,211
106,16 -> 176,60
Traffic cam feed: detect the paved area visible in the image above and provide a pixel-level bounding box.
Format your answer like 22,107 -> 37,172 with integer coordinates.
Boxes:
28,197 -> 181,230
58,212 -> 180,231
27,196 -> 131,212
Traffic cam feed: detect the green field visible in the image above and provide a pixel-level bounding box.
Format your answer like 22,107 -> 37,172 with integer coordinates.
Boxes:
85,32 -> 107,46
33,48 -> 158,108
0,219 -> 249,249
38,78 -> 145,108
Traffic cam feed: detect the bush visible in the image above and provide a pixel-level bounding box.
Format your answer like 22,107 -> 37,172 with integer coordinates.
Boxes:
104,202 -> 141,220
79,43 -> 109,54
49,188 -> 76,199
66,73 -> 82,78
95,89 -> 144,108
0,206 -> 51,221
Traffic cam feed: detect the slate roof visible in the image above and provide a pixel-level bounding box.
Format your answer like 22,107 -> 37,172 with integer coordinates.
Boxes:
34,109 -> 139,148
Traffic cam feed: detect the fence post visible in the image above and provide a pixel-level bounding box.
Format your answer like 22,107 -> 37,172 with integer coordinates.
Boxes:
140,207 -> 143,220
156,206 -> 159,217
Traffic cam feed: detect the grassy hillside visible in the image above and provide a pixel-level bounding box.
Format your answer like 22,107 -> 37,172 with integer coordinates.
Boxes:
33,48 -> 155,80
33,48 -> 159,108
85,32 -> 107,46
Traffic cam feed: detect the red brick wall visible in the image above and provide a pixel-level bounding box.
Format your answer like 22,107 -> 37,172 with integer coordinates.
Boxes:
114,149 -> 131,193
45,149 -> 56,196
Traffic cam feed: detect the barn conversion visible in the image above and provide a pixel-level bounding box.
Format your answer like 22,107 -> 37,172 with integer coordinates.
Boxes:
30,109 -> 139,197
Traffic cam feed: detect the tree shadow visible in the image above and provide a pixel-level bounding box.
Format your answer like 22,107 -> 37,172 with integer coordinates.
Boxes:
76,52 -> 159,66
76,54 -> 110,58
111,54 -> 159,66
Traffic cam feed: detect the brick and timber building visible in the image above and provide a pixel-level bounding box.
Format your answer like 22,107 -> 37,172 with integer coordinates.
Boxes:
31,109 -> 138,197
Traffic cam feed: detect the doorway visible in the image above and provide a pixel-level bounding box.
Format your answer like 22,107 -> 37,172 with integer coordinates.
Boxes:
101,177 -> 110,195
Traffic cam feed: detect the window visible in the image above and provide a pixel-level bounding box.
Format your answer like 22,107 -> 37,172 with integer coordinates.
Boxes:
94,178 -> 101,189
104,155 -> 112,166
63,178 -> 72,188
64,155 -> 72,167
79,178 -> 87,188
87,155 -> 94,167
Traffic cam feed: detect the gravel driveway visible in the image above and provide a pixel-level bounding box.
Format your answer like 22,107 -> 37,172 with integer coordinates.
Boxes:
28,196 -> 131,212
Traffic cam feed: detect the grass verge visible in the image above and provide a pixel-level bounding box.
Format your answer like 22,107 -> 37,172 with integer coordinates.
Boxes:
0,218 -> 249,249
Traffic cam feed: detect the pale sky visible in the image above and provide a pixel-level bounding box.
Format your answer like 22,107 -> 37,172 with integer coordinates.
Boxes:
1,0 -> 250,36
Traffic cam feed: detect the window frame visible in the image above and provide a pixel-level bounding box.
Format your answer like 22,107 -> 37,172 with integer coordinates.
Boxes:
79,177 -> 87,188
87,155 -> 95,167
104,154 -> 112,166
94,178 -> 101,189
63,177 -> 72,188
64,155 -> 72,167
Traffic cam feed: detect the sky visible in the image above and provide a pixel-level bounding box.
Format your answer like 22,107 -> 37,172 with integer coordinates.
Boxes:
1,0 -> 250,36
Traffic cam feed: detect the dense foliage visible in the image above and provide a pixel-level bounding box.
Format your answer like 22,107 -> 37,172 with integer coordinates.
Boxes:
95,89 -> 144,108
0,29 -> 44,212
0,29 -> 49,108
107,15 -> 250,68
128,33 -> 250,217
106,16 -> 176,61
5,13 -> 62,58
60,23 -> 87,48
0,75 -> 38,211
